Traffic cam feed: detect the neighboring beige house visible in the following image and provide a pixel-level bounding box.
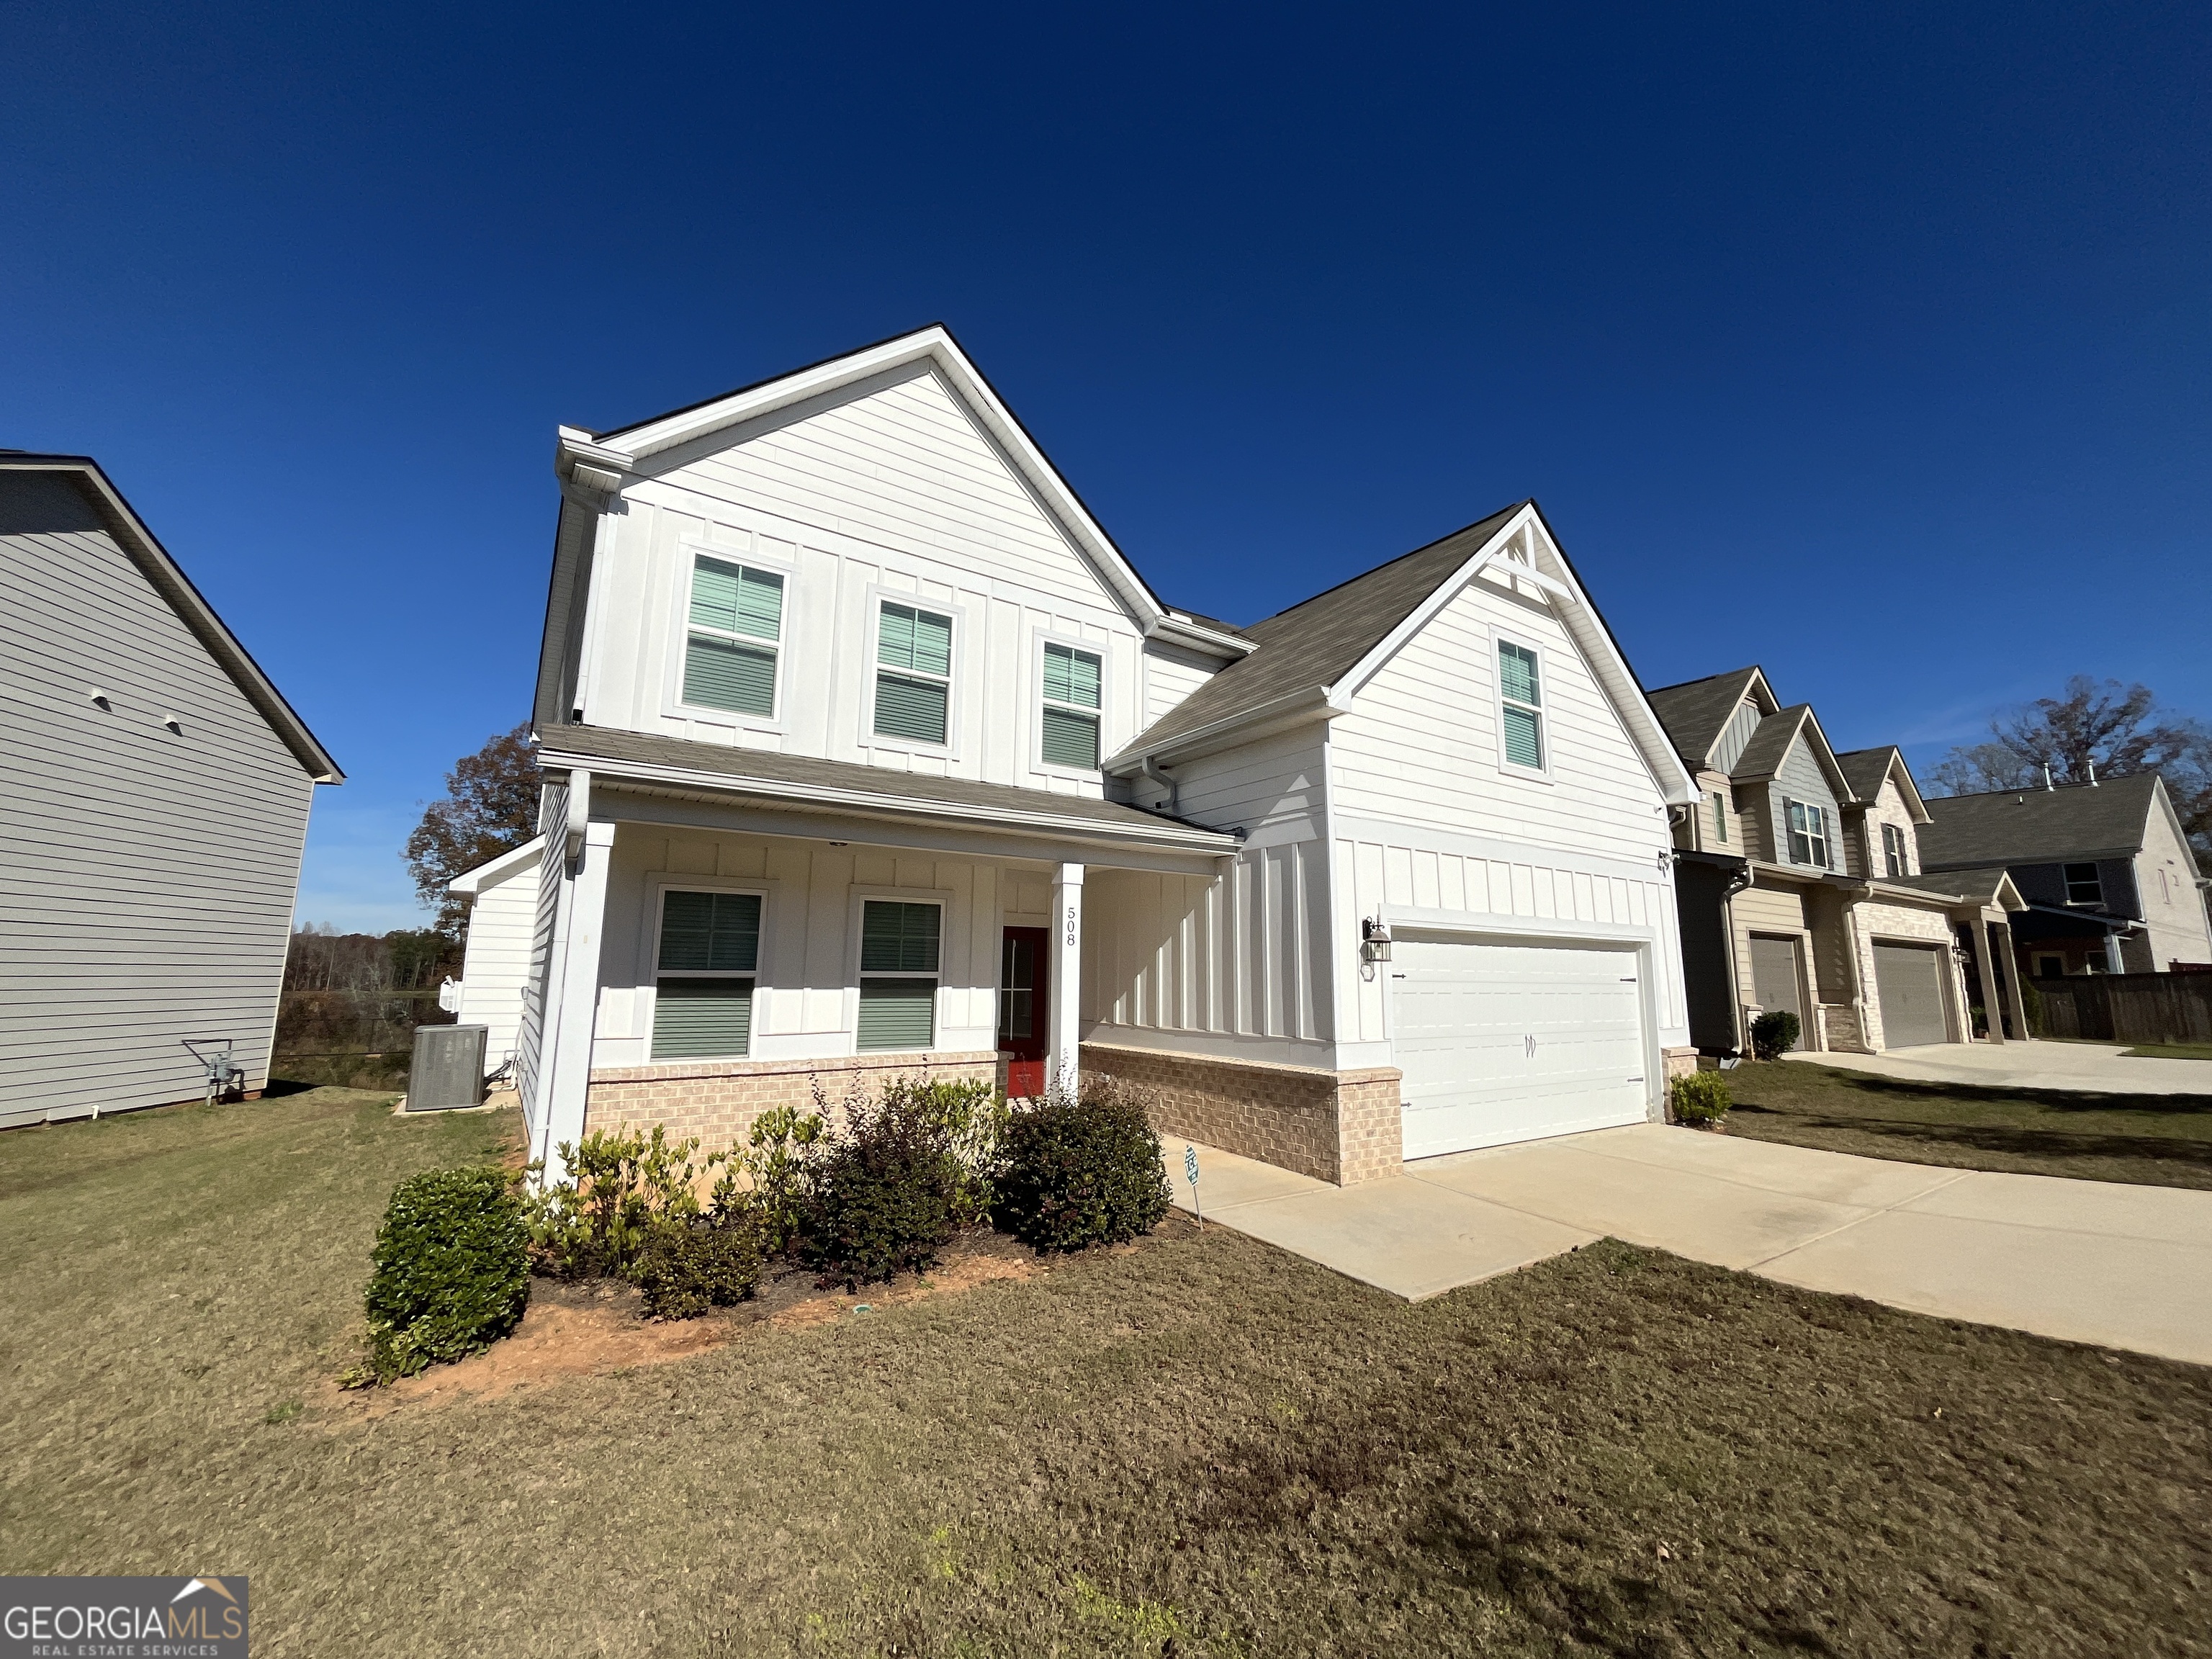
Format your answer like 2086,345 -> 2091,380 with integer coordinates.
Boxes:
1918,773 -> 2212,978
1650,667 -> 2028,1056
511,325 -> 1704,1187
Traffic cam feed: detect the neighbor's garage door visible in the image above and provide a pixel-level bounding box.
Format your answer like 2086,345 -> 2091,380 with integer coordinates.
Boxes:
1873,943 -> 1950,1048
1395,936 -> 1650,1159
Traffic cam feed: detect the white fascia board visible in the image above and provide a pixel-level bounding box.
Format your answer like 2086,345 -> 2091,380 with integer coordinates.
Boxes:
1323,504 -> 1702,807
1146,613 -> 1255,660
583,327 -> 1167,632
1101,685 -> 1336,774
447,834 -> 546,895
536,747 -> 1241,856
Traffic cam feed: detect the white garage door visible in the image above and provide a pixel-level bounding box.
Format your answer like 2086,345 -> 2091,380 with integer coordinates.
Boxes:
1395,936 -> 1651,1159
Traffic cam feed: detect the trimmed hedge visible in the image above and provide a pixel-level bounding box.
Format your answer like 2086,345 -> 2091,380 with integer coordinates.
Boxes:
637,1218 -> 764,1320
994,1081 -> 1172,1253
797,1093 -> 966,1291
364,1165 -> 531,1382
1750,1010 -> 1801,1061
1670,1069 -> 1732,1127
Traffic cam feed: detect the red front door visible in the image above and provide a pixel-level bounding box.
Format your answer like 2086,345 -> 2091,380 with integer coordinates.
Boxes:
998,927 -> 1048,1098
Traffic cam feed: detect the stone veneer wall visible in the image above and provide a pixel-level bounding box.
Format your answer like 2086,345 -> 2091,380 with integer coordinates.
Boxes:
1080,1040 -> 1402,1186
585,1050 -> 999,1149
1660,1045 -> 1700,1080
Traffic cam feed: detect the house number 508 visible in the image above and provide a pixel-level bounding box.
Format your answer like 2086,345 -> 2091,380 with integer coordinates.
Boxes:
1064,905 -> 1078,946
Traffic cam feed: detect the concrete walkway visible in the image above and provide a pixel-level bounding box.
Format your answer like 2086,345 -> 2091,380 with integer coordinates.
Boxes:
1784,1038 -> 2212,1095
1169,1123 -> 2212,1365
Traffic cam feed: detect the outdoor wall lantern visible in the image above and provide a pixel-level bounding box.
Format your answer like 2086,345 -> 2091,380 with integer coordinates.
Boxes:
1362,917 -> 1393,963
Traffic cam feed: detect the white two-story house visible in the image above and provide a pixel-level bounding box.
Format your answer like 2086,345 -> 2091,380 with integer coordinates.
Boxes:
510,326 -> 1702,1187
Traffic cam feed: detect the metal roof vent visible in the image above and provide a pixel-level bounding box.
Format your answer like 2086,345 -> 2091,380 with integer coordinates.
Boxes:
407,1025 -> 487,1112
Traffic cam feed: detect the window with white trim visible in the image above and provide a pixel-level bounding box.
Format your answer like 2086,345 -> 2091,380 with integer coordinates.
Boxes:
1040,641 -> 1102,770
874,602 -> 953,745
1882,822 -> 1909,878
1497,641 -> 1544,770
857,900 -> 940,1051
2064,862 -> 2103,905
1785,799 -> 1833,868
1709,790 -> 1728,845
651,890 -> 760,1059
681,556 -> 783,717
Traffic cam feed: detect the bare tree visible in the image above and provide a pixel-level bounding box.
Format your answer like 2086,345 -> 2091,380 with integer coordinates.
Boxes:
403,724 -> 543,935
1929,676 -> 2211,867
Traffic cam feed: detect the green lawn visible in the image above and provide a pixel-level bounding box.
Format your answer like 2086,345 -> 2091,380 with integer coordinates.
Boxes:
2123,1043 -> 2212,1061
4,1091 -> 2210,1657
1717,1059 -> 2212,1189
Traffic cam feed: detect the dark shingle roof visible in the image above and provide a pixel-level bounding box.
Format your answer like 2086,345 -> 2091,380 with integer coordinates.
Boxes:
1112,504 -> 1524,761
1918,773 -> 2164,870
1730,705 -> 1815,783
536,721 -> 1236,846
1881,866 -> 2013,906
1835,747 -> 1902,803
1644,667 -> 1762,773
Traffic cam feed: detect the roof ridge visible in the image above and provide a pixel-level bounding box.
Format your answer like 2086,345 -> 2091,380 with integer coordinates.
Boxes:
1243,503 -> 1526,631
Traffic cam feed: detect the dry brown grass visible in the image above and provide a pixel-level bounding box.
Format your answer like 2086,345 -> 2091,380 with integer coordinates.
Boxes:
4,1088 -> 2208,1657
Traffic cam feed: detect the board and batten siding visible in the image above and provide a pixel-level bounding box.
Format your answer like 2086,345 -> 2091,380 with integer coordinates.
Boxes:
1766,736 -> 1850,874
454,845 -> 543,1069
1089,729 -> 1334,1066
1327,567 -> 1688,1066
588,823 -> 1026,1069
0,473 -> 315,1125
1711,700 -> 1763,774
575,365 -> 1159,798
514,780 -> 569,1133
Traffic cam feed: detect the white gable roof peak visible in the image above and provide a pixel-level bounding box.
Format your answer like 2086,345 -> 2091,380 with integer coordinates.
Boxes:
557,325 -> 1249,659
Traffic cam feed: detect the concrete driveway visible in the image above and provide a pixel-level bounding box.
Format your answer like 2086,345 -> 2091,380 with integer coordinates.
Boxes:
1169,1123 -> 2212,1366
1784,1038 -> 2212,1095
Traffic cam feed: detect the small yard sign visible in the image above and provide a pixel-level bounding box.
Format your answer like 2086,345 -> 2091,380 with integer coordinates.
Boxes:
1184,1143 -> 1202,1231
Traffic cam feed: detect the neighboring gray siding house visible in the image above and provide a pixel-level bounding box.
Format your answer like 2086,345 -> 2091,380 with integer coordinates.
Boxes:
0,454 -> 341,1128
1918,773 -> 2211,977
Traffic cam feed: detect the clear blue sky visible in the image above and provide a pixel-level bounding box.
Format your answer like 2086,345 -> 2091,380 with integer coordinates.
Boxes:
6,4 -> 2206,930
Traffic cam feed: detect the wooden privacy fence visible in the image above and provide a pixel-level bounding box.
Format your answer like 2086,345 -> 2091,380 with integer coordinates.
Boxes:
2033,973 -> 2212,1045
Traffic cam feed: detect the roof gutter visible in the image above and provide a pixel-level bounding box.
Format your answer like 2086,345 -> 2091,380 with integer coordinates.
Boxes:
1104,683 -> 1336,775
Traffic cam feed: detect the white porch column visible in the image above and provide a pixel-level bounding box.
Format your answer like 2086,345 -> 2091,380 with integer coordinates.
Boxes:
1967,914 -> 2006,1044
2103,932 -> 2126,976
541,819 -> 616,1178
1048,861 -> 1084,1094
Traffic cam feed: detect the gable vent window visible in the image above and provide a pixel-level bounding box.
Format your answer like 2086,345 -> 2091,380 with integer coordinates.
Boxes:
858,900 -> 940,1051
875,603 -> 953,745
652,890 -> 760,1059
1882,822 -> 1909,878
1040,642 -> 1103,770
1498,642 -> 1545,770
682,556 -> 783,717
2064,863 -> 2103,906
1710,791 -> 1729,845
1786,800 -> 1833,870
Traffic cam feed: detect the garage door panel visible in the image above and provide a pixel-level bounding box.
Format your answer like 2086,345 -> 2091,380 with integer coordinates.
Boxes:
1874,943 -> 1949,1048
1395,938 -> 1651,1159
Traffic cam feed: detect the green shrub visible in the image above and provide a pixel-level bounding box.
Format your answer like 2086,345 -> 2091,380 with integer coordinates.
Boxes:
709,1103 -> 825,1254
637,1216 -> 765,1320
1749,1010 -> 1800,1061
527,1124 -> 712,1280
993,1078 -> 1172,1254
796,1090 -> 966,1291
1669,1070 -> 1732,1127
2020,977 -> 2046,1038
882,1074 -> 1007,1227
362,1165 -> 530,1382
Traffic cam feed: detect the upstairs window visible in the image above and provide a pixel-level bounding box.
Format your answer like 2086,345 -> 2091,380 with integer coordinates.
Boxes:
682,557 -> 784,717
1709,791 -> 1729,845
2064,863 -> 2103,905
651,889 -> 761,1059
1040,642 -> 1103,770
1498,641 -> 1545,770
874,602 -> 953,745
1882,822 -> 1909,878
857,899 -> 940,1052
1786,800 -> 1833,869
